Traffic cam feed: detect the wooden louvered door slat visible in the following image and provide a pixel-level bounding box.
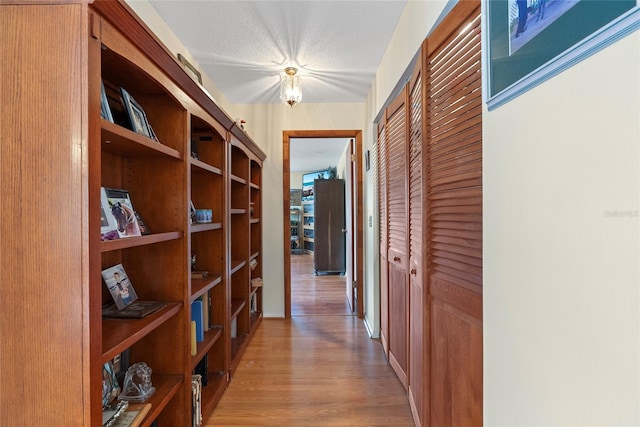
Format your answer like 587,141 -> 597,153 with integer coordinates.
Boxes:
386,89 -> 408,389
425,3 -> 483,426
407,51 -> 425,427
377,120 -> 389,356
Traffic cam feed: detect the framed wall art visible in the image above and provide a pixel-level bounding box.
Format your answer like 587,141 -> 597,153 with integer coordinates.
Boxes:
483,0 -> 640,110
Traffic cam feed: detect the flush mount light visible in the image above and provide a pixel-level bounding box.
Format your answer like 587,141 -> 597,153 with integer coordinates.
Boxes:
280,67 -> 302,107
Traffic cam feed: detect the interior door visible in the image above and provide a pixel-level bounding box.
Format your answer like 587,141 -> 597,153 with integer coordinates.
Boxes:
425,4 -> 483,425
377,121 -> 389,355
345,139 -> 356,312
386,89 -> 408,388
407,50 -> 425,426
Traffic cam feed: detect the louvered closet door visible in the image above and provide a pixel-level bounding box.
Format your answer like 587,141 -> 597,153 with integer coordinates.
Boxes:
386,90 -> 408,388
426,3 -> 483,426
407,53 -> 425,426
377,120 -> 389,355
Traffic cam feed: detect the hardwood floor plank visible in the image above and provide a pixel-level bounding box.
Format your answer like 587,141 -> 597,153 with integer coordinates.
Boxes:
205,254 -> 414,426
291,253 -> 353,316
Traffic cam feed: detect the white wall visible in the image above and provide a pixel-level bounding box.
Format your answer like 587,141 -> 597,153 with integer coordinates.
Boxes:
361,0 -> 450,336
484,31 -> 640,425
123,1 -> 640,422
290,172 -> 303,190
232,103 -> 365,317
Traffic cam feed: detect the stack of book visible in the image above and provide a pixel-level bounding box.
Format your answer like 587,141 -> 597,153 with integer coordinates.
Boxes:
192,375 -> 202,427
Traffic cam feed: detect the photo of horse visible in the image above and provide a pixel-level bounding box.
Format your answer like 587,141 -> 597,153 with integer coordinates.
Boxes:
102,187 -> 142,238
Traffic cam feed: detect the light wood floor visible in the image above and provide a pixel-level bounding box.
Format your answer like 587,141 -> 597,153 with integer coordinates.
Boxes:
291,253 -> 353,316
204,253 -> 415,426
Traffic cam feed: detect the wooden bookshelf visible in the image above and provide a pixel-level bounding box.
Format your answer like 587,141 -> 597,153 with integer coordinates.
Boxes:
2,1 -> 265,425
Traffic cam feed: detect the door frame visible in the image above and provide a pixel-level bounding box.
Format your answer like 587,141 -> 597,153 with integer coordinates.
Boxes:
283,129 -> 364,319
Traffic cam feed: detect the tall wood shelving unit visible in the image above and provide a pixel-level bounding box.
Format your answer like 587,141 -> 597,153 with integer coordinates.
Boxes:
1,1 -> 265,426
302,200 -> 315,253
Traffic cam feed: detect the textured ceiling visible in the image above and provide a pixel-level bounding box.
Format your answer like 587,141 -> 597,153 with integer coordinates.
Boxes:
147,0 -> 407,104
290,138 -> 350,173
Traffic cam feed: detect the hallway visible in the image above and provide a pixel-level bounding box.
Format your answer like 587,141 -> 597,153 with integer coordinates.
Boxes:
205,254 -> 414,426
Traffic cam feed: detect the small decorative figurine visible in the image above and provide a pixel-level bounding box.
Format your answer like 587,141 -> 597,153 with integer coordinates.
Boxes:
118,362 -> 156,402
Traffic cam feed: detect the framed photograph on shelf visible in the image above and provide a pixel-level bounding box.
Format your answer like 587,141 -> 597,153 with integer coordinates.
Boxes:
189,200 -> 197,224
120,87 -> 153,139
102,361 -> 121,409
484,0 -> 640,109
102,264 -> 139,310
100,80 -> 114,123
102,187 -> 142,238
100,187 -> 120,241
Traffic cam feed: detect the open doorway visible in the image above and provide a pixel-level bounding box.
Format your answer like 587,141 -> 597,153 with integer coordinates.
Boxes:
283,130 -> 364,319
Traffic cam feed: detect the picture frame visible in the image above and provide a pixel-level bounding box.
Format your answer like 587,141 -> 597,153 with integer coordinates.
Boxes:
483,0 -> 640,110
102,360 -> 121,409
102,264 -> 139,310
100,80 -> 114,123
120,87 -> 153,139
100,187 -> 120,241
102,187 -> 142,238
189,200 -> 197,224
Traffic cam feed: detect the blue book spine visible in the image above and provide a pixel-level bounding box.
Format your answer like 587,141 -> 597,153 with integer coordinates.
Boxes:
191,300 -> 204,342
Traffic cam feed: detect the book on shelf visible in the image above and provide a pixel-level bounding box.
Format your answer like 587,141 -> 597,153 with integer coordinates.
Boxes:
102,301 -> 167,319
191,300 -> 204,342
101,264 -> 166,318
107,403 -> 152,427
193,354 -> 208,387
192,375 -> 202,427
250,293 -> 258,314
190,321 -> 197,356
200,292 -> 210,333
101,187 -> 142,239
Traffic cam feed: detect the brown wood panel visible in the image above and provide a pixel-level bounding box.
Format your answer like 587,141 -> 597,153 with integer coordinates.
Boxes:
377,122 -> 390,355
428,127 -> 483,157
386,100 -> 407,258
428,30 -> 481,91
387,261 -> 408,388
408,52 -> 425,427
430,300 -> 482,427
430,275 -> 482,320
425,2 -> 482,426
384,87 -> 409,392
1,4 -> 90,425
380,256 -> 390,354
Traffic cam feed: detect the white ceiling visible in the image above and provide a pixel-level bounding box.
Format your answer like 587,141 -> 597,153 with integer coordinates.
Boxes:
290,138 -> 350,173
147,0 -> 407,104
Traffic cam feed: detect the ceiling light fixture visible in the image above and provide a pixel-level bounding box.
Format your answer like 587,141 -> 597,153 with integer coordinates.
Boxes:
280,67 -> 302,107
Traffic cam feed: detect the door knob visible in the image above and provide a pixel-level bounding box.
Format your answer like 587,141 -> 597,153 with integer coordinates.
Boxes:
393,256 -> 400,262
410,268 -> 417,275
341,228 -> 348,233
